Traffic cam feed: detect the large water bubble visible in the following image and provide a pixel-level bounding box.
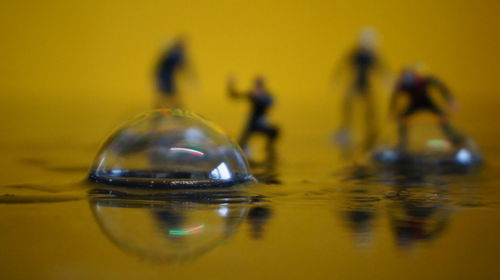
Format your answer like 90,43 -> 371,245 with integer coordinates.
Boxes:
371,112 -> 482,168
88,109 -> 255,188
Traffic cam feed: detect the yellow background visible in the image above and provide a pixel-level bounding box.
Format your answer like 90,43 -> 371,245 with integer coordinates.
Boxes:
1,0 -> 499,128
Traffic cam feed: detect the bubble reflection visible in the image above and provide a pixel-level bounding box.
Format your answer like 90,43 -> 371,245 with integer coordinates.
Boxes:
89,187 -> 267,262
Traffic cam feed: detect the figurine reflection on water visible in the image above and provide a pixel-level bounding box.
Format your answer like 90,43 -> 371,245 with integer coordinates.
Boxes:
388,186 -> 450,249
246,206 -> 272,240
155,37 -> 196,109
340,166 -> 452,250
334,28 -> 389,154
385,168 -> 452,249
342,190 -> 377,247
227,75 -> 280,161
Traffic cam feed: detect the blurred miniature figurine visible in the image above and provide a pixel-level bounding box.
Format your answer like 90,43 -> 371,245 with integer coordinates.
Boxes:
227,75 -> 279,158
390,67 -> 463,150
155,37 -> 195,109
334,28 -> 388,153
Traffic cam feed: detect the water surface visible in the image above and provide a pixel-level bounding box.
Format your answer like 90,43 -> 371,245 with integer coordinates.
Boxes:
1,97 -> 500,280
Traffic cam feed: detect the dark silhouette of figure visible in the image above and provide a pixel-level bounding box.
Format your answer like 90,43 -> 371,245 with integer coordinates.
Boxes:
385,168 -> 451,249
334,28 -> 388,152
339,164 -> 457,249
155,37 -> 193,108
246,206 -> 272,240
342,190 -> 377,248
156,39 -> 185,95
388,190 -> 450,249
227,76 -> 279,157
340,167 -> 378,247
390,67 -> 463,150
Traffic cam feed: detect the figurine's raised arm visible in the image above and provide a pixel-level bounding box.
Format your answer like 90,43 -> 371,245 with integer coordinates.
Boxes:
227,76 -> 248,99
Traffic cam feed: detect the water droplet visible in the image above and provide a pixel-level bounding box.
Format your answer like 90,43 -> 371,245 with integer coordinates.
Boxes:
88,109 -> 255,188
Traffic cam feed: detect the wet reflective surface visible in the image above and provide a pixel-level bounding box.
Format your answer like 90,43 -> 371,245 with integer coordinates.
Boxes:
1,98 -> 500,280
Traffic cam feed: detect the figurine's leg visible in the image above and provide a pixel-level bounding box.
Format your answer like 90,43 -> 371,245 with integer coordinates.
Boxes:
397,107 -> 416,151
397,108 -> 412,151
363,91 -> 377,150
335,88 -> 357,150
397,120 -> 409,151
156,94 -> 182,109
431,107 -> 464,146
439,119 -> 464,146
239,128 -> 252,151
155,77 -> 182,109
264,125 -> 279,154
340,87 -> 356,130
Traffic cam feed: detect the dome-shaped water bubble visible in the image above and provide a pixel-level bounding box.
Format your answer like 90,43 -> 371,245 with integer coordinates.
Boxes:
88,109 -> 255,188
371,112 -> 482,168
